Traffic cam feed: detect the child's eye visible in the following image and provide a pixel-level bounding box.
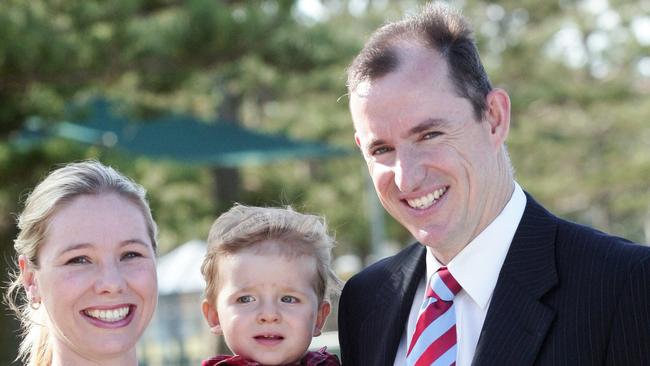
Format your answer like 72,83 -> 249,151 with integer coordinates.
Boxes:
236,295 -> 255,303
65,256 -> 90,265
121,251 -> 143,260
280,295 -> 299,304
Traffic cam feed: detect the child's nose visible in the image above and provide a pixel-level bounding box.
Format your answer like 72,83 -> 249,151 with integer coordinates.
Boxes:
257,303 -> 281,323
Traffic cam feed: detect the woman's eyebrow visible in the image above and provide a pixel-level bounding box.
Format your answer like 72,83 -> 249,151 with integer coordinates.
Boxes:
56,239 -> 149,256
56,243 -> 93,257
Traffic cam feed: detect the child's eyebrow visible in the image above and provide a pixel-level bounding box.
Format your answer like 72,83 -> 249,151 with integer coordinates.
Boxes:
230,286 -> 255,293
277,286 -> 313,295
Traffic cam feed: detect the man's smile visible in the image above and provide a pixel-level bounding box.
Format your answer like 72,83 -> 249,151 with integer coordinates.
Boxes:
405,186 -> 448,210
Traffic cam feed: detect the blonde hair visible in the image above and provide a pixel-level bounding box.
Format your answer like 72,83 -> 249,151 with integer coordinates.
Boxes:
3,160 -> 158,366
201,204 -> 341,306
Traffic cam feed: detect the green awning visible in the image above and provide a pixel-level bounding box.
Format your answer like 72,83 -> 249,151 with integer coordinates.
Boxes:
17,100 -> 351,167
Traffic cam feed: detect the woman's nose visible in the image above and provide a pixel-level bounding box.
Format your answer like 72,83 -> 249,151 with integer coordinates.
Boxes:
93,261 -> 126,295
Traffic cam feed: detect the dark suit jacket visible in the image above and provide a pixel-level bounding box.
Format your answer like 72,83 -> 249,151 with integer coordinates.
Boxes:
338,194 -> 650,365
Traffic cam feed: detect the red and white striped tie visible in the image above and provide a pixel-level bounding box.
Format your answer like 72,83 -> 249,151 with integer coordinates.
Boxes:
406,267 -> 462,366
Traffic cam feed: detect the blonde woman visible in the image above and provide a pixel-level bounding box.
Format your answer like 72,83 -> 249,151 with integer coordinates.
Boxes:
5,160 -> 158,366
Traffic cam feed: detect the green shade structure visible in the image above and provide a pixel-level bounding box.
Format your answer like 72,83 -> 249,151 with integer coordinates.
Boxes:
18,99 -> 351,167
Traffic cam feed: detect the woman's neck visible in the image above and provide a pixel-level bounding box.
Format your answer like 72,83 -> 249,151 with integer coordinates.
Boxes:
51,347 -> 138,366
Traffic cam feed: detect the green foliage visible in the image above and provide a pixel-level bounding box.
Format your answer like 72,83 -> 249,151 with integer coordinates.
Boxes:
1,0 -> 649,363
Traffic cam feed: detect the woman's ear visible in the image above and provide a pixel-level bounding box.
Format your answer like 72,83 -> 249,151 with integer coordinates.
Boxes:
313,301 -> 332,337
201,299 -> 223,335
18,255 -> 40,303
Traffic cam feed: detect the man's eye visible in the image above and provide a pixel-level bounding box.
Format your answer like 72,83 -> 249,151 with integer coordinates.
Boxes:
236,295 -> 255,303
371,146 -> 392,156
65,256 -> 90,265
422,131 -> 442,140
280,295 -> 299,304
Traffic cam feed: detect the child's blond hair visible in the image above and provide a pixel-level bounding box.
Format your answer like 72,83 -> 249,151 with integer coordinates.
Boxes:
201,204 -> 341,305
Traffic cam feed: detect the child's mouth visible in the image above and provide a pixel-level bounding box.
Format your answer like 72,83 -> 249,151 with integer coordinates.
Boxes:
254,334 -> 284,345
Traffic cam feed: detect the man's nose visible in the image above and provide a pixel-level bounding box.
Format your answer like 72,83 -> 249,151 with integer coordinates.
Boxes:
394,148 -> 425,193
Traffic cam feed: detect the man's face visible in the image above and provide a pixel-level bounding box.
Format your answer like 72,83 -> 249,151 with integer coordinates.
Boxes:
350,44 -> 510,262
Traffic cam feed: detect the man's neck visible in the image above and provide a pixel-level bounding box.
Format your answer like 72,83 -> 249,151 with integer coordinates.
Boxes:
432,178 -> 515,265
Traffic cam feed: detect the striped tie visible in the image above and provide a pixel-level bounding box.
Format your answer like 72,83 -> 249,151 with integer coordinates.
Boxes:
406,267 -> 462,366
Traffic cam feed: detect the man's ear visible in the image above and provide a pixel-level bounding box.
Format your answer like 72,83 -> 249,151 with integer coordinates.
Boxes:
18,255 -> 40,303
354,131 -> 362,149
201,299 -> 223,335
313,301 -> 332,337
483,88 -> 511,149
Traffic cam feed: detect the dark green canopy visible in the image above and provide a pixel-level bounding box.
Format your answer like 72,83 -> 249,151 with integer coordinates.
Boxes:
18,100 -> 351,167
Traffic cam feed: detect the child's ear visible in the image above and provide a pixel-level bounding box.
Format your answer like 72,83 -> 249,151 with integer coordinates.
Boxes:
18,255 -> 40,304
201,299 -> 223,335
313,301 -> 331,337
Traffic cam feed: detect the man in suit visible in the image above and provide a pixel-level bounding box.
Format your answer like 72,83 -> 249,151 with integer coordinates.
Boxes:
339,2 -> 650,365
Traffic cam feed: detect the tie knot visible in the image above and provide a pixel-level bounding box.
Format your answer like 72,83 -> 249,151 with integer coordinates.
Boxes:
426,267 -> 461,301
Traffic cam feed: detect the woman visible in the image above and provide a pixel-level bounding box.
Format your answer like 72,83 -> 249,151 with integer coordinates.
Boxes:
4,160 -> 158,366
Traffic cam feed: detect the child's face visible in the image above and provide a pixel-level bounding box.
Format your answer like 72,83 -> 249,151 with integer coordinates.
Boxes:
202,241 -> 330,365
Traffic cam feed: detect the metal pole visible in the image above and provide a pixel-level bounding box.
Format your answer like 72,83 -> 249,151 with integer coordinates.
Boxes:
364,164 -> 386,264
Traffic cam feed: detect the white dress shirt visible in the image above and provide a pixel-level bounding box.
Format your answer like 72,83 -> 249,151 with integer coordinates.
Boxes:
392,182 -> 526,366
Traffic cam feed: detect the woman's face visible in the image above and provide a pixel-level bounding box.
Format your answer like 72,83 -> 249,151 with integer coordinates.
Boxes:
22,193 -> 157,363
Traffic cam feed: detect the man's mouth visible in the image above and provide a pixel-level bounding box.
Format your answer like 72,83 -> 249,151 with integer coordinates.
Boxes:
406,187 -> 448,209
83,306 -> 132,323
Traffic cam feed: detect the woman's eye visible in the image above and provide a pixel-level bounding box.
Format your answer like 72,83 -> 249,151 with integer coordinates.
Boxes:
280,295 -> 299,304
236,295 -> 255,304
65,256 -> 90,265
121,251 -> 143,260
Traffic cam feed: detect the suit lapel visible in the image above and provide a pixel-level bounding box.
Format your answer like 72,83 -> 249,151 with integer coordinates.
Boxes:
360,244 -> 426,366
472,194 -> 559,366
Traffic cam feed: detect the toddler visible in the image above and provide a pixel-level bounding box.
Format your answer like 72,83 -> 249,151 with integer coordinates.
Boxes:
200,204 -> 342,366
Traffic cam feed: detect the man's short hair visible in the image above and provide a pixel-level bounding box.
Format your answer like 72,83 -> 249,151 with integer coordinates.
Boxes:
347,2 -> 492,120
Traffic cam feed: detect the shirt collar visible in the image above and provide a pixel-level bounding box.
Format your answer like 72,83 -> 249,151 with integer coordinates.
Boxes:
425,182 -> 526,309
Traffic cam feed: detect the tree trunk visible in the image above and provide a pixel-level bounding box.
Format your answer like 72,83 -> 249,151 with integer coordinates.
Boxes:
212,88 -> 243,216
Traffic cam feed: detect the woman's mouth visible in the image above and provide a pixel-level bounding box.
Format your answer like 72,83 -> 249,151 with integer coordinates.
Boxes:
83,305 -> 133,323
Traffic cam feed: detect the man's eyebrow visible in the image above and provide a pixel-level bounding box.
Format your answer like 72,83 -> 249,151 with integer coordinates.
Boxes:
406,118 -> 449,137
362,118 -> 450,152
365,138 -> 388,153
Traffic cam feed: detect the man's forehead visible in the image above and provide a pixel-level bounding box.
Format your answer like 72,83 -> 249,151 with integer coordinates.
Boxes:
352,48 -> 448,99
